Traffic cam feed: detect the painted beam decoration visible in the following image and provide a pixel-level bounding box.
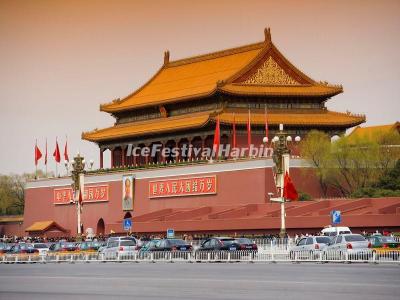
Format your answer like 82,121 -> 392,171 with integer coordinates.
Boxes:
54,185 -> 109,205
149,175 -> 217,198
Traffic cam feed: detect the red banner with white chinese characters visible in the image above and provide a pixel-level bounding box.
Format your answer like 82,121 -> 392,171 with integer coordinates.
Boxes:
149,176 -> 217,198
53,185 -> 109,205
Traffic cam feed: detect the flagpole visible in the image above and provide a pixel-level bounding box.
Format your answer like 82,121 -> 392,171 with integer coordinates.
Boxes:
45,138 -> 48,177
35,139 -> 38,179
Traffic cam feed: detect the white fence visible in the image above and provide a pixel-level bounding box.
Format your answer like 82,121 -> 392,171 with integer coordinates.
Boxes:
1,249 -> 399,264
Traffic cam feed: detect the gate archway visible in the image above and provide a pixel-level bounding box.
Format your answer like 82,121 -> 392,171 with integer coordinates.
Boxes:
96,218 -> 105,236
124,212 -> 132,219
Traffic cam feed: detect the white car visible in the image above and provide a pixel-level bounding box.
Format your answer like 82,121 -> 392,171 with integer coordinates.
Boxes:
102,239 -> 138,259
99,236 -> 138,254
289,236 -> 332,259
323,234 -> 371,260
32,243 -> 50,256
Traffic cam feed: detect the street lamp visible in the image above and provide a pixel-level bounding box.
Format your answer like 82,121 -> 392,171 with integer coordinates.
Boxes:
71,152 -> 86,240
89,159 -> 94,170
265,124 -> 301,238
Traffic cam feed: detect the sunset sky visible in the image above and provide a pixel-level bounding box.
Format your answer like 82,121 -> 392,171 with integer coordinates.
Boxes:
0,0 -> 399,175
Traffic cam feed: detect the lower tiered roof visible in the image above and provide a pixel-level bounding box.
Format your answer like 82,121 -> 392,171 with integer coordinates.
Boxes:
82,109 -> 365,142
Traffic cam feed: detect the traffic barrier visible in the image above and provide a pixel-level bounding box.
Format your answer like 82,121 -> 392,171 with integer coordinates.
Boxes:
1,249 -> 398,264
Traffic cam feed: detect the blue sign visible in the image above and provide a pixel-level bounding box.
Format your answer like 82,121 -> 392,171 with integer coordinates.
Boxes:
331,210 -> 341,225
123,218 -> 132,231
167,228 -> 174,239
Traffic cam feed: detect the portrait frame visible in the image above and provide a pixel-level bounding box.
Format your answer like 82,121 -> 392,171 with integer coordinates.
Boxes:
122,175 -> 134,211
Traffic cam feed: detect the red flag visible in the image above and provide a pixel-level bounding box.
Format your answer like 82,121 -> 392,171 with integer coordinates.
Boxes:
213,115 -> 220,158
264,106 -> 269,142
45,139 -> 48,165
232,113 -> 236,149
35,141 -> 42,166
64,139 -> 69,162
247,109 -> 251,151
53,139 -> 61,163
283,172 -> 298,201
78,188 -> 83,206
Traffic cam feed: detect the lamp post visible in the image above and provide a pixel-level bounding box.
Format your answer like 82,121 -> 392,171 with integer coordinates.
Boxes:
265,124 -> 301,238
71,153 -> 86,239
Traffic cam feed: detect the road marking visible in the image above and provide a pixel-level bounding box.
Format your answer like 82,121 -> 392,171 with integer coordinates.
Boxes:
0,275 -> 398,288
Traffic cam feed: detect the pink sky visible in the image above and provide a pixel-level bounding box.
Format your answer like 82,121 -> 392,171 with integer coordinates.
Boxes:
0,0 -> 399,175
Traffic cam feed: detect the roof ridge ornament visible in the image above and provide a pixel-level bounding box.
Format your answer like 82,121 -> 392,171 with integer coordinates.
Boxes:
216,80 -> 225,87
264,27 -> 271,44
164,50 -> 170,65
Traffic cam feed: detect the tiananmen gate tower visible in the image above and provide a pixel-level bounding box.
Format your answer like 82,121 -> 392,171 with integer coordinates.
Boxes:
82,28 -> 365,168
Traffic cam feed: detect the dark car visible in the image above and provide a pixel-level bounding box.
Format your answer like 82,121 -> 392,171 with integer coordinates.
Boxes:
235,238 -> 258,251
198,237 -> 240,251
0,243 -> 13,255
79,241 -> 102,252
138,239 -> 161,255
144,239 -> 193,252
48,242 -> 78,253
9,243 -> 39,255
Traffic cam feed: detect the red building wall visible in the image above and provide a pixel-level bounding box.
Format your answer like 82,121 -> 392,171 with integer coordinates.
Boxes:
22,161 -> 338,237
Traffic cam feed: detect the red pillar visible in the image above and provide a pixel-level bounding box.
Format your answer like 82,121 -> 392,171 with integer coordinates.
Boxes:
110,149 -> 114,168
121,147 -> 125,167
145,144 -> 149,165
176,140 -> 180,162
201,137 -> 205,160
133,148 -> 137,166
188,138 -> 192,161
160,142 -> 165,163
99,149 -> 104,169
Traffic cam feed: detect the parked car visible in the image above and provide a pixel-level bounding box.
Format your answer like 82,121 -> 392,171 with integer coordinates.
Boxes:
99,236 -> 138,254
289,236 -> 331,259
234,238 -> 258,251
0,243 -> 13,255
142,239 -> 193,252
79,241 -> 102,253
9,243 -> 39,255
32,243 -> 50,256
48,241 -> 79,253
369,234 -> 400,258
102,239 -> 138,259
323,234 -> 371,260
197,237 -> 240,251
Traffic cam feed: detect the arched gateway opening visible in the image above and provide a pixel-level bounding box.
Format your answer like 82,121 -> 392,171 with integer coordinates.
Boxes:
96,218 -> 105,236
124,212 -> 132,219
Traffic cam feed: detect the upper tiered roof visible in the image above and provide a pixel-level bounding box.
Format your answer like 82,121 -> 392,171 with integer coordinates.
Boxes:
100,28 -> 343,113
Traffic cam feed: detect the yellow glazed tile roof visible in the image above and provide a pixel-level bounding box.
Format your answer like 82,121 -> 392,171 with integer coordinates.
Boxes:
82,112 -> 211,142
101,43 -> 264,112
100,33 -> 343,112
0,215 -> 23,223
25,221 -> 55,232
83,109 -> 365,142
348,122 -> 399,141
216,110 -> 365,127
219,83 -> 342,97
